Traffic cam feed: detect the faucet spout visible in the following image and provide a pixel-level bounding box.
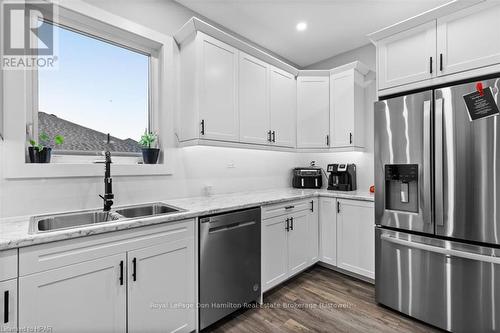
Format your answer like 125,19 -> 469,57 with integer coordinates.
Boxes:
100,151 -> 114,211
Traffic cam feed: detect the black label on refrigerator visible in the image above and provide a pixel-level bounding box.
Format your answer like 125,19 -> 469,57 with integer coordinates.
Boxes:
463,87 -> 499,121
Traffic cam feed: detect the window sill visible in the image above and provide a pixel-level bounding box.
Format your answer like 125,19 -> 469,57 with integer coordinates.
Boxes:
3,162 -> 172,179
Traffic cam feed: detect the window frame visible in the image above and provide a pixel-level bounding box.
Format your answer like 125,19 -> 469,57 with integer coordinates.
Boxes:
2,0 -> 175,178
30,11 -> 155,159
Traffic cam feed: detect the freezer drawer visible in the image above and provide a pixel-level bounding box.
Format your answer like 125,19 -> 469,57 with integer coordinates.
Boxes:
376,227 -> 500,333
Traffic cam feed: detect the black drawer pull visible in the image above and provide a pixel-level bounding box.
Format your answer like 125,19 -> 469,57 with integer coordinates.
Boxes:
119,260 -> 124,285
284,205 -> 295,210
3,290 -> 8,324
132,258 -> 137,282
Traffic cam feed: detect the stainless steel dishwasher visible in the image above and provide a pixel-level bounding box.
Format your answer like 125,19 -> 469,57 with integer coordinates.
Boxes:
199,207 -> 261,330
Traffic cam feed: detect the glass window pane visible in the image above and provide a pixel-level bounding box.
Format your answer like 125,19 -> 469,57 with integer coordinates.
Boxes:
37,23 -> 149,153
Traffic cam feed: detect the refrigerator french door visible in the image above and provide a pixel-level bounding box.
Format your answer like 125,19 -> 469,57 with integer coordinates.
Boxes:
375,77 -> 500,333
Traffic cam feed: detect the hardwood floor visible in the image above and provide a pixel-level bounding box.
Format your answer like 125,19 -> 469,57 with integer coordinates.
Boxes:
206,265 -> 442,333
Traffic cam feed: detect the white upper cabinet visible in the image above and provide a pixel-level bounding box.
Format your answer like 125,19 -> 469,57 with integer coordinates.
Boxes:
297,76 -> 330,148
269,66 -> 297,147
330,64 -> 367,148
239,52 -> 270,145
377,21 -> 437,90
437,2 -> 500,76
198,33 -> 239,142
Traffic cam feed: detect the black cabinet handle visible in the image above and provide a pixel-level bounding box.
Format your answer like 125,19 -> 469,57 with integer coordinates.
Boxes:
132,258 -> 137,282
430,56 -> 433,74
310,200 -> 314,212
119,260 -> 124,285
439,53 -> 443,71
267,130 -> 272,142
349,132 -> 353,144
3,290 -> 8,324
326,135 -> 330,146
272,131 -> 276,143
290,217 -> 294,231
337,201 -> 341,214
285,218 -> 290,232
285,205 -> 295,210
200,119 -> 205,135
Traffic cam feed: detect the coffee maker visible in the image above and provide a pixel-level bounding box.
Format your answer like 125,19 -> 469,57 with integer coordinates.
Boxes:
327,164 -> 357,191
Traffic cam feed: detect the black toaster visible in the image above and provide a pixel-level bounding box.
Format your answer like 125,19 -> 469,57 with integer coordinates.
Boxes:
292,168 -> 323,189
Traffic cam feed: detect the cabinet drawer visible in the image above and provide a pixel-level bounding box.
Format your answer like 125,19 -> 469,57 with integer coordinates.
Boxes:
20,219 -> 195,276
0,250 -> 17,282
262,199 -> 314,220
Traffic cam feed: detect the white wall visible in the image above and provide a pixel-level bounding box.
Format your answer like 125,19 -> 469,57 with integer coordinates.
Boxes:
0,0 -> 376,219
300,44 -> 377,191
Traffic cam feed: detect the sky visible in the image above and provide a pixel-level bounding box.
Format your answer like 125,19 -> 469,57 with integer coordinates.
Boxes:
38,23 -> 149,141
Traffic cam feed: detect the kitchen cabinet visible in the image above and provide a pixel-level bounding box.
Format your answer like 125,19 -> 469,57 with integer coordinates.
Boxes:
377,21 -> 436,90
319,197 -> 337,266
437,2 -> 500,76
330,63 -> 367,148
0,279 -> 17,333
336,199 -> 375,279
296,75 -> 330,148
375,2 -> 500,92
18,220 -> 196,332
178,32 -> 239,142
128,238 -> 195,333
262,199 -> 318,291
19,253 -> 127,332
239,52 -> 270,145
269,66 -> 297,147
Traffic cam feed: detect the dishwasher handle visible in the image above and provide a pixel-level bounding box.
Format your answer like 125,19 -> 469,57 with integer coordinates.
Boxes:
208,220 -> 256,233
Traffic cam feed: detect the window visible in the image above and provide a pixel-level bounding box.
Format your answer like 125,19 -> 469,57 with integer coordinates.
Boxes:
36,22 -> 150,155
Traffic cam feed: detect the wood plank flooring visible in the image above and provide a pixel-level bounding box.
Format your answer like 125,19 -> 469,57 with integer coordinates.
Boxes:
206,265 -> 442,333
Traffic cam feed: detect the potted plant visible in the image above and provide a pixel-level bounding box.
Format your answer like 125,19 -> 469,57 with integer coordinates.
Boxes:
139,131 -> 160,164
28,133 -> 64,163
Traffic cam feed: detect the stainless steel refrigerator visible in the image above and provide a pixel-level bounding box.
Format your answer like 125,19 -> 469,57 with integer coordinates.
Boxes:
374,77 -> 500,333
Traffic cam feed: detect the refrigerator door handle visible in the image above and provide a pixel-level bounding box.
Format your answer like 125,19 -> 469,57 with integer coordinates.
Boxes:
435,98 -> 444,227
381,234 -> 500,265
423,100 -> 432,224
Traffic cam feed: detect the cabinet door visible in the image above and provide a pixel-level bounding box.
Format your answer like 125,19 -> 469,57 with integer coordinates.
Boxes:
287,211 -> 310,276
199,33 -> 239,142
19,253 -> 127,332
128,238 -> 195,333
337,200 -> 375,279
0,279 -> 17,333
378,21 -> 436,90
437,3 -> 500,76
239,52 -> 270,145
331,70 -> 355,147
308,199 -> 319,263
297,76 -> 330,148
269,66 -> 296,147
262,215 -> 289,291
319,197 -> 337,266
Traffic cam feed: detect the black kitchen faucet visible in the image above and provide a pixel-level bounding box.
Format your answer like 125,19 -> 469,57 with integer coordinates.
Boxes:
99,150 -> 114,211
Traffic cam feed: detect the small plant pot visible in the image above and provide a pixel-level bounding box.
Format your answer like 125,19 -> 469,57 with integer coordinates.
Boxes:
28,147 -> 52,163
142,148 -> 160,164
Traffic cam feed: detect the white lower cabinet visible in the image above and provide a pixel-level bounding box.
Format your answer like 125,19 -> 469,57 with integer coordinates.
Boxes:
319,197 -> 337,266
19,254 -> 127,333
18,220 -> 196,333
0,279 -> 17,333
262,199 -> 318,292
336,199 -> 375,279
128,238 -> 195,333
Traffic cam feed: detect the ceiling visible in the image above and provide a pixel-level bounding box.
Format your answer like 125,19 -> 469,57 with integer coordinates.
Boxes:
174,0 -> 451,68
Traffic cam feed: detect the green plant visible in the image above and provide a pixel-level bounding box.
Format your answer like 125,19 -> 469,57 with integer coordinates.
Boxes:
29,133 -> 65,151
139,131 -> 157,149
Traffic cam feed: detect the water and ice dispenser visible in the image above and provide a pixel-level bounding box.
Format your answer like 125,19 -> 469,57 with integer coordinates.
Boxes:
384,164 -> 419,213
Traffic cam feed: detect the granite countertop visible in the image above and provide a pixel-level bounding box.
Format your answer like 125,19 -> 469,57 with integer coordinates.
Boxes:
0,188 -> 374,250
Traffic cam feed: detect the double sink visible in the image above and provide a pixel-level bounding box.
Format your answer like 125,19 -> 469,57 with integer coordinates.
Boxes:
29,203 -> 185,234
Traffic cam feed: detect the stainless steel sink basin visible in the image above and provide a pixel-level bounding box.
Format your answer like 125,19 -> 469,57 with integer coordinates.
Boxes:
29,203 -> 185,234
114,203 -> 184,219
30,210 -> 122,233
